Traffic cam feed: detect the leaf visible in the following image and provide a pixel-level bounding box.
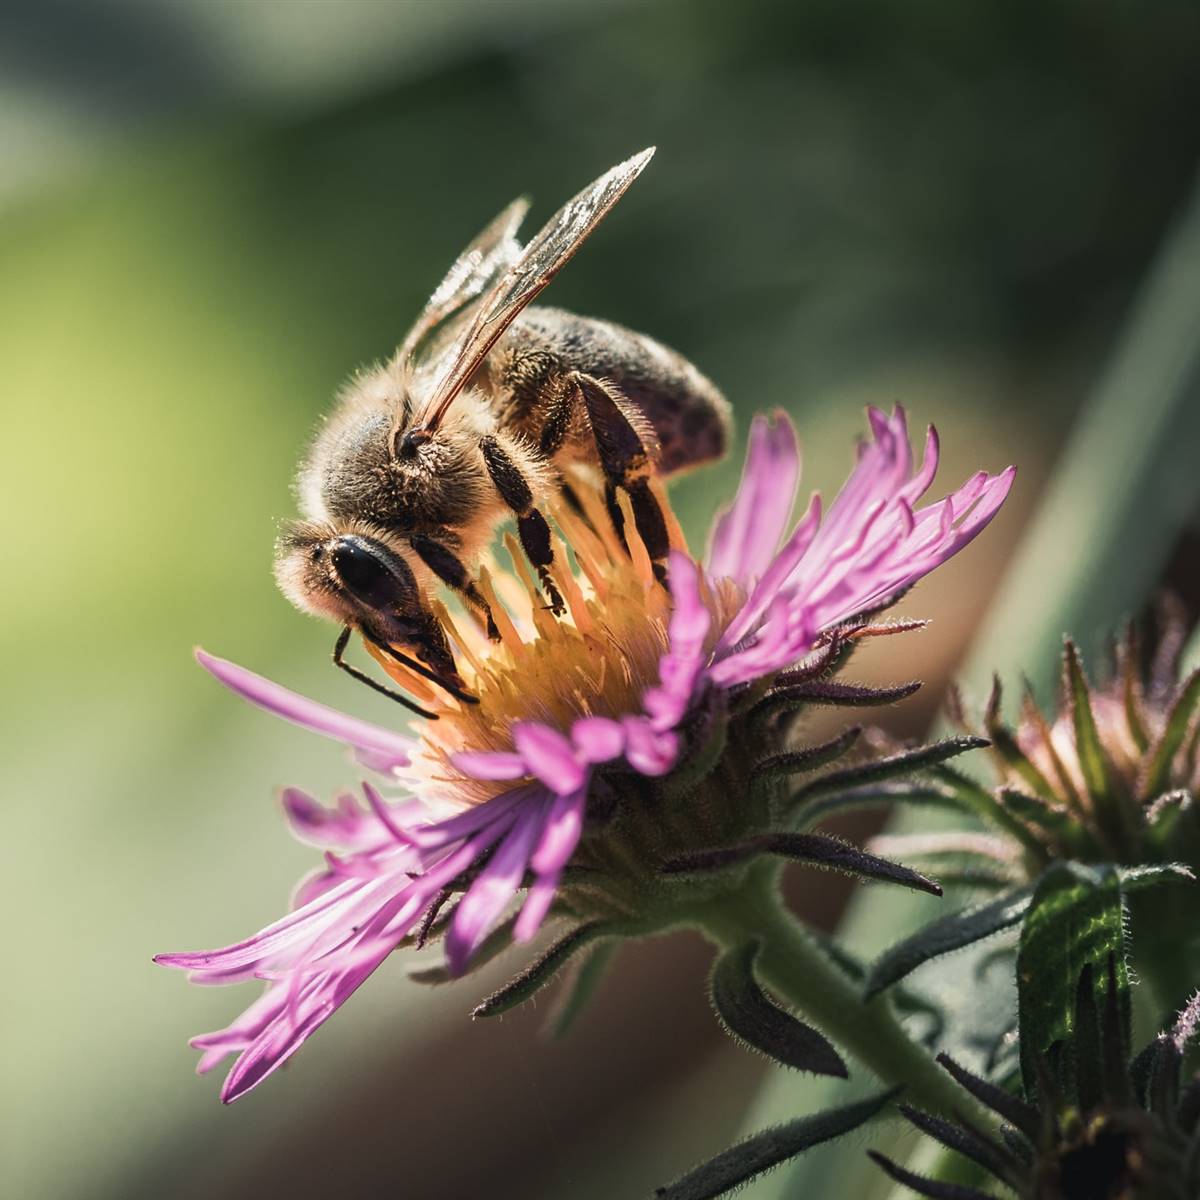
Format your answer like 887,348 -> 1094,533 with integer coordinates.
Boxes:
791,782 -> 965,830
898,1104 -> 1017,1186
542,940 -> 617,1039
472,921 -> 620,1018
408,913 -> 519,985
750,726 -> 863,798
867,1150 -> 999,1200
935,1052 -> 1040,1140
1117,861 -> 1196,891
1063,641 -> 1130,850
865,886 -> 1035,999
1015,862 -> 1129,1099
665,831 -> 943,896
710,940 -> 847,1076
753,679 -> 923,725
785,736 -> 989,816
654,1089 -> 898,1200
929,765 -> 1050,860
984,674 -> 1059,803
1140,667 -> 1200,800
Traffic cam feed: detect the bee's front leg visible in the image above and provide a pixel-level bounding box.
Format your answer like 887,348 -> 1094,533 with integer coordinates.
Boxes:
478,435 -> 566,615
567,372 -> 670,586
409,534 -> 502,640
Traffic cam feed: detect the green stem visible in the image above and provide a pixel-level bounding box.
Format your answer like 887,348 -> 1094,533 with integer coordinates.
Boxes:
697,865 -> 986,1123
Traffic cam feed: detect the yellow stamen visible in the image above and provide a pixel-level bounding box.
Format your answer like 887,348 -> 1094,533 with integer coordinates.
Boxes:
367,486 -> 744,808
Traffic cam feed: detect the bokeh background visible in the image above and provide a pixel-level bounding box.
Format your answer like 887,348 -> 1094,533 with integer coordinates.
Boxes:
4,2 -> 1199,1197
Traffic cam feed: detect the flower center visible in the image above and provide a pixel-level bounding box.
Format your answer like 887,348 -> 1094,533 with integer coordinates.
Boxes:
367,481 -> 740,805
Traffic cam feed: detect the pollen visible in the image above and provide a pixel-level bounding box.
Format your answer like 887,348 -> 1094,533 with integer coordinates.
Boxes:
368,478 -> 738,806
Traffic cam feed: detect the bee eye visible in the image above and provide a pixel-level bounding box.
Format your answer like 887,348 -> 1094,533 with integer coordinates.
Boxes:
331,538 -> 395,609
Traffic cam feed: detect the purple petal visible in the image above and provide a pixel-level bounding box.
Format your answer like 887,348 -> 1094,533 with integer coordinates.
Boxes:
451,750 -> 530,781
716,493 -> 821,653
643,553 -> 711,731
707,412 -> 801,586
570,717 -> 625,763
513,722 -> 587,794
401,785 -> 535,850
196,650 -> 415,772
445,798 -> 549,974
530,787 -> 587,876
622,716 -> 679,776
513,869 -> 561,943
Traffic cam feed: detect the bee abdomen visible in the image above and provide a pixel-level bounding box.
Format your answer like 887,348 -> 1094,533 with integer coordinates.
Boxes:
491,306 -> 731,475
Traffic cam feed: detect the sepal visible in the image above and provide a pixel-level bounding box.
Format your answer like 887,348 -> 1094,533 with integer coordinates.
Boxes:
864,886 -> 1035,999
542,940 -> 617,1038
709,939 -> 847,1077
664,831 -> 942,896
472,920 -> 624,1018
654,1089 -> 899,1200
784,736 -> 988,821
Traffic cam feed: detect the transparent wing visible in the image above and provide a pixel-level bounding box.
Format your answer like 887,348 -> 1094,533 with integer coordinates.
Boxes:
412,147 -> 656,432
395,196 -> 530,368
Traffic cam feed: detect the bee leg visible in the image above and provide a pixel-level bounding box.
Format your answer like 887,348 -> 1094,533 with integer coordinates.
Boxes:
332,626 -> 438,719
409,534 -> 501,640
479,435 -> 565,615
571,372 -> 670,586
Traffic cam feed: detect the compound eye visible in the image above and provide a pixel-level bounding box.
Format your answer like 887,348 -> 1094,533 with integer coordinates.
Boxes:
331,537 -> 396,610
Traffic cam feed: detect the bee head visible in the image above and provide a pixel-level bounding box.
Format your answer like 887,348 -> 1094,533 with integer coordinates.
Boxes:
275,522 -> 427,645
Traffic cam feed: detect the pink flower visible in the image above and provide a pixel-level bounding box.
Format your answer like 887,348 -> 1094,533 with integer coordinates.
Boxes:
157,406 -> 1014,1101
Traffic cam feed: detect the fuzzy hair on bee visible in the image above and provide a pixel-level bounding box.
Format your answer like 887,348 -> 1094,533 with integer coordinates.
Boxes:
274,148 -> 731,716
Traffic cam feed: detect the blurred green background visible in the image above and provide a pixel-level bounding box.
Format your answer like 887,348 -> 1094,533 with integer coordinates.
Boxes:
3,2 -> 1199,1197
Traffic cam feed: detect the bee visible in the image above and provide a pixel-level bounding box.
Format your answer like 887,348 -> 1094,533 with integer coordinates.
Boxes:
275,148 -> 731,716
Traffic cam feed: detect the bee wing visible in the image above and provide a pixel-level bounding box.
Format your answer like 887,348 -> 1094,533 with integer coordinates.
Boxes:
396,196 -> 530,367
412,147 -> 655,432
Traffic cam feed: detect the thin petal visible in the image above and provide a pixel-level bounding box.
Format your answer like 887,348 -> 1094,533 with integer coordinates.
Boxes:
196,650 -> 415,771
449,750 -> 530,781
530,787 -> 587,875
571,717 -> 625,763
445,799 -> 549,974
513,722 -> 587,794
707,412 -> 800,586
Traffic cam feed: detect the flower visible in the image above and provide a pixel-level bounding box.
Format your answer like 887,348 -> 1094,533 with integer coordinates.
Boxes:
870,956 -> 1200,1200
157,406 -> 1014,1101
858,607 -> 1200,1027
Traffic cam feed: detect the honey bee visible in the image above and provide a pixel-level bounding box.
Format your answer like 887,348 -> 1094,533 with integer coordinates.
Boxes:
275,148 -> 731,716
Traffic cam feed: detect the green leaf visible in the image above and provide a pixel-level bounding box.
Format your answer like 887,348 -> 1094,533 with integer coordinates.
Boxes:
710,940 -> 847,1077
753,679 -> 922,726
472,921 -> 621,1018
654,1089 -> 898,1200
407,913 -> 519,985
750,726 -> 863,800
897,1104 -> 1017,1187
864,886 -> 1034,999
1117,862 -> 1196,891
1015,862 -> 1129,1099
1063,641 -> 1130,852
984,674 -> 1059,803
665,831 -> 943,896
867,1149 -> 998,1200
542,940 -> 617,1039
1140,667 -> 1200,801
791,782 -> 965,830
929,765 -> 1050,860
785,737 -> 989,816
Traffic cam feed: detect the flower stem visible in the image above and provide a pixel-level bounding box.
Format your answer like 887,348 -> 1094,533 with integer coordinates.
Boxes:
697,865 -> 986,1121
